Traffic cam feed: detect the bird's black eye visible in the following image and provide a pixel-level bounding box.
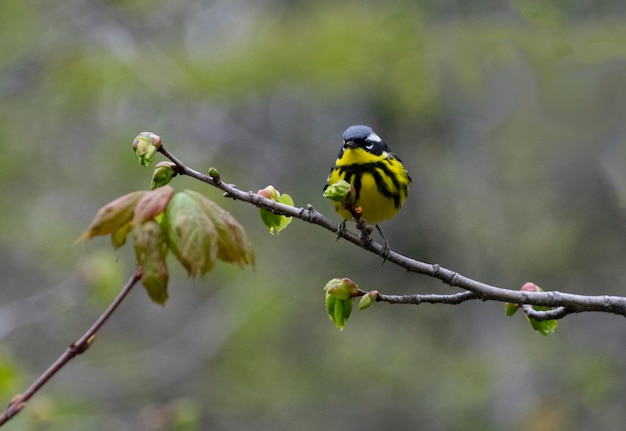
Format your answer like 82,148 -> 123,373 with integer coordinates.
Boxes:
365,141 -> 375,151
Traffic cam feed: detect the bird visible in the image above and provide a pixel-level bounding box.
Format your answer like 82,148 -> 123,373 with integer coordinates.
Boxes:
324,125 -> 411,252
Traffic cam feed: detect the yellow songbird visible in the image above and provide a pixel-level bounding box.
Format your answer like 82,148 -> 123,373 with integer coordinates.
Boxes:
324,125 -> 411,249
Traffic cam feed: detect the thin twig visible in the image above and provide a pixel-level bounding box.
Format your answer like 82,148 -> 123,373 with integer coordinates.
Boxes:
521,304 -> 570,321
376,291 -> 479,305
0,269 -> 142,427
158,144 -> 626,319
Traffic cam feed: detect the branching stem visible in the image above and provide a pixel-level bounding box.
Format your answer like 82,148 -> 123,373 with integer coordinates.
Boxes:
2,141 -> 623,426
158,144 -> 626,320
0,270 -> 142,427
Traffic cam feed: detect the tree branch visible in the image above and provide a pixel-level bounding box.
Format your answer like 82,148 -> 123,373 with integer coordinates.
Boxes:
158,144 -> 626,320
0,269 -> 142,427
375,291 -> 479,305
521,304 -> 570,321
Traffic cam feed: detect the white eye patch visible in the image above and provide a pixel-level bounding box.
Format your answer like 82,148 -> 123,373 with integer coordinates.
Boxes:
366,132 -> 382,143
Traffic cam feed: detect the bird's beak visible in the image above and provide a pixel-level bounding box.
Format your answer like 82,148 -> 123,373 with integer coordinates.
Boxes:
343,140 -> 358,149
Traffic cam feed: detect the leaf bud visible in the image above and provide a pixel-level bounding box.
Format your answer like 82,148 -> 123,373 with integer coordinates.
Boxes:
133,132 -> 162,167
258,185 -> 280,201
257,185 -> 294,235
323,278 -> 359,300
208,167 -> 220,181
521,282 -> 542,293
358,290 -> 379,310
323,180 -> 354,203
151,162 -> 177,189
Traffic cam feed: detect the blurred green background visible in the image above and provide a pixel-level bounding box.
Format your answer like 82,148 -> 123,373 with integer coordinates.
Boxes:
3,1 -> 626,430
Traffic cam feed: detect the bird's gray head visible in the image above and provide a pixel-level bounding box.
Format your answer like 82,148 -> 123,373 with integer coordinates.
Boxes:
341,125 -> 388,156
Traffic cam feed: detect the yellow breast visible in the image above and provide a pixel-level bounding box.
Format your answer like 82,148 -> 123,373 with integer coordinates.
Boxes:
327,147 -> 410,224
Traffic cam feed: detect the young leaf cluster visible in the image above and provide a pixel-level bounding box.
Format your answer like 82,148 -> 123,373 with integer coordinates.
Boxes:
257,185 -> 294,234
505,282 -> 558,336
76,185 -> 254,304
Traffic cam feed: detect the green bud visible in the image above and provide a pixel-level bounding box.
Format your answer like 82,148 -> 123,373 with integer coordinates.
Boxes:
323,278 -> 358,300
151,162 -> 177,189
358,290 -> 379,310
323,180 -> 354,203
133,132 -> 162,167
323,278 -> 359,330
208,167 -> 220,180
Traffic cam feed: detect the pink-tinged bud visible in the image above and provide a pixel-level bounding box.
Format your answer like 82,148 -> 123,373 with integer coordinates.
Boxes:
133,132 -> 162,167
258,185 -> 280,201
506,283 -> 542,316
257,185 -> 294,235
133,131 -> 161,149
324,278 -> 359,300
358,290 -> 379,310
151,162 -> 177,190
521,282 -> 542,293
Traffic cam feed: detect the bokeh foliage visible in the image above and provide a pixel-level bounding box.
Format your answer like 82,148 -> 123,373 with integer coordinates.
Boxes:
2,1 -> 626,430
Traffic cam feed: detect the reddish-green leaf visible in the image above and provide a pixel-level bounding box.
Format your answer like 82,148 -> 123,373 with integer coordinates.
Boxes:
132,220 -> 169,305
75,191 -> 147,243
132,185 -> 174,224
164,192 -> 218,278
185,189 -> 254,269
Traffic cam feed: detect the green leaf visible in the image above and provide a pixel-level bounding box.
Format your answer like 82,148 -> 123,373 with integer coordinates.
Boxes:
75,191 -> 147,243
111,222 -> 132,249
505,302 -> 519,316
511,283 -> 558,335
527,304 -> 558,336
164,192 -> 218,278
527,315 -> 558,336
132,185 -> 175,224
324,293 -> 353,330
132,220 -> 169,304
257,186 -> 293,235
323,278 -> 358,330
184,189 -> 254,269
